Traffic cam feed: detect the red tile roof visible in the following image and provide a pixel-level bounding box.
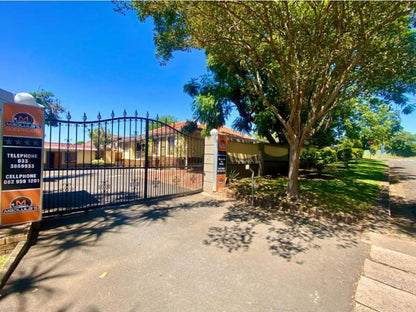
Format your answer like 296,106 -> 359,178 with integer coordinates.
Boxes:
216,126 -> 256,140
163,121 -> 256,140
108,120 -> 256,141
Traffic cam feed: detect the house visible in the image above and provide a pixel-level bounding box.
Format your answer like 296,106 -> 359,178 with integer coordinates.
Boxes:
117,121 -> 259,168
43,142 -> 99,169
117,120 -> 288,176
42,120 -> 288,175
118,121 -> 204,167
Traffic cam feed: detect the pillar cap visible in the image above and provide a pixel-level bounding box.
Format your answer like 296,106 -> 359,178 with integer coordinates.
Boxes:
14,92 -> 37,106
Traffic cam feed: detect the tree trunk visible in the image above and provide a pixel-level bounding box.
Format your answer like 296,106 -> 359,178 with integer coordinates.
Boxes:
287,140 -> 301,198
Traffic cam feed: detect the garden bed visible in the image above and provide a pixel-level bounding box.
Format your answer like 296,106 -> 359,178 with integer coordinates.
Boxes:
223,159 -> 387,223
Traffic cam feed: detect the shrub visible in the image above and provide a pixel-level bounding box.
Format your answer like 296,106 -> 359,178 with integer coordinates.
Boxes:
226,169 -> 240,184
315,148 -> 337,175
352,139 -> 363,149
369,145 -> 378,156
337,147 -> 353,168
301,148 -> 317,169
352,148 -> 364,159
92,158 -> 105,166
320,148 -> 337,162
301,148 -> 336,176
301,149 -> 314,161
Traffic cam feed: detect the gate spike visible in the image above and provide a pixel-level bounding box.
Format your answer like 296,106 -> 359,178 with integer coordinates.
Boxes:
111,110 -> 115,118
66,112 -> 71,121
123,109 -> 127,117
156,114 -> 159,121
134,109 -> 138,117
83,112 -> 87,121
97,112 -> 101,120
146,111 -> 149,119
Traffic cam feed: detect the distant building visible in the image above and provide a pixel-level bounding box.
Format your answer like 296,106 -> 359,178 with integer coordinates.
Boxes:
0,88 -> 15,105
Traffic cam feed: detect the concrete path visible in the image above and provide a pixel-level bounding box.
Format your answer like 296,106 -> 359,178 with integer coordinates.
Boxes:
354,159 -> 416,311
0,194 -> 367,312
355,232 -> 416,311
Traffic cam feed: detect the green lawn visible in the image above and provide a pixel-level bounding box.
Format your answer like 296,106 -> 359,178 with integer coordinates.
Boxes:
228,159 -> 387,219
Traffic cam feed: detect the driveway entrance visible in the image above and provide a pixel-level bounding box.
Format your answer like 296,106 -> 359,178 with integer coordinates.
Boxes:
0,194 -> 367,311
42,112 -> 204,216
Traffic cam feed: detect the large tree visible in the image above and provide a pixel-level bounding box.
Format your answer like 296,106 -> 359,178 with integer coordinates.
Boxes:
339,97 -> 402,149
88,127 -> 113,160
30,90 -> 65,127
388,130 -> 416,156
122,1 -> 415,197
148,114 -> 178,130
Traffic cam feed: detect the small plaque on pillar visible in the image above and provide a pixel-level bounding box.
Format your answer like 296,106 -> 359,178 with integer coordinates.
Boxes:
216,135 -> 227,191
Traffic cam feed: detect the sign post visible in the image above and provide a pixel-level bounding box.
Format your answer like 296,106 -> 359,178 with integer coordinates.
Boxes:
216,135 -> 227,191
1,101 -> 44,226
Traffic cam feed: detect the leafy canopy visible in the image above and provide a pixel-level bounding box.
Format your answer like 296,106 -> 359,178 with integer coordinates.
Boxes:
124,1 -> 415,196
88,127 -> 113,159
183,57 -> 287,144
148,114 -> 178,130
388,130 -> 416,156
30,90 -> 65,127
130,1 -> 415,140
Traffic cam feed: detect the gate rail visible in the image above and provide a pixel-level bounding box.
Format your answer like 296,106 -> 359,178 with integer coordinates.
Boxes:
42,111 -> 204,216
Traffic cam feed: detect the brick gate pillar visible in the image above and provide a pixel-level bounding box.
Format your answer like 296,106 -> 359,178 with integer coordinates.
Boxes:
203,131 -> 216,192
203,129 -> 227,193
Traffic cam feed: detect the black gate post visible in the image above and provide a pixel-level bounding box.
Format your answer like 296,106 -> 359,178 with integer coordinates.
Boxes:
144,112 -> 149,199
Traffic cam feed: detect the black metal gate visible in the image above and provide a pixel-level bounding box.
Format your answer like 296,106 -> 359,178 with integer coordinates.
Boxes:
42,111 -> 204,216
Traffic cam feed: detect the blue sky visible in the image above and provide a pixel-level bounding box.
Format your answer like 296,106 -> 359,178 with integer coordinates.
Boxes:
0,1 -> 208,123
0,1 -> 415,134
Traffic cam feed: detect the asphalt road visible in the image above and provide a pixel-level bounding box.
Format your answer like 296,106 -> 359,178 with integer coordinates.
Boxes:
354,159 -> 416,311
387,159 -> 416,229
0,194 -> 367,312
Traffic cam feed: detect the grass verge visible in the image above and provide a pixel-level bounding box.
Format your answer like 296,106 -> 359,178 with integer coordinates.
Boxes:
228,158 -> 386,220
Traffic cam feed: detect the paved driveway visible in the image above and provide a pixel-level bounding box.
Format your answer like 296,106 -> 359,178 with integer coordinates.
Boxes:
42,167 -> 202,215
0,194 -> 367,312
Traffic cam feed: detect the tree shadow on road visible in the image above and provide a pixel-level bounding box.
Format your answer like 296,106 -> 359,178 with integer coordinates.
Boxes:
266,215 -> 359,262
389,165 -> 416,183
204,202 -> 360,262
387,162 -> 416,238
0,195 -> 225,311
0,259 -> 76,309
204,222 -> 257,252
34,197 -> 223,261
390,196 -> 416,238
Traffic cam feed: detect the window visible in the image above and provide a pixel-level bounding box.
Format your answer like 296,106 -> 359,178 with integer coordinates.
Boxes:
168,137 -> 175,155
123,141 -> 130,152
153,138 -> 159,155
63,151 -> 76,164
136,142 -> 145,158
